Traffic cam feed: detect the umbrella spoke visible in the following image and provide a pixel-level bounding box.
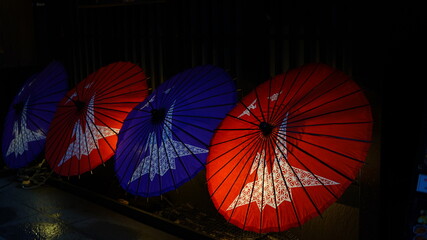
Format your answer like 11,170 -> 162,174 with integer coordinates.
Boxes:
271,70 -> 345,124
219,137 -> 264,219
154,66 -> 196,107
272,134 -> 324,219
266,74 -> 273,124
173,102 -> 237,112
26,102 -> 66,110
209,131 -> 259,148
163,118 -> 206,167
283,82 -> 357,123
88,62 -> 141,98
240,140 -> 268,231
87,61 -> 118,90
119,124 -> 152,195
163,117 -> 209,149
84,109 -> 110,173
85,106 -> 119,155
165,115 -> 214,133
35,69 -> 66,86
157,65 -> 199,106
160,127 -> 179,192
275,132 -> 341,200
91,108 -> 125,126
275,88 -> 363,126
45,114 -> 75,143
23,117 -> 47,148
175,80 -> 235,108
177,71 -> 226,101
224,113 -> 260,128
96,74 -> 146,101
95,100 -> 149,107
206,132 -> 260,171
115,119 -> 152,168
171,114 -> 225,121
122,113 -> 152,122
263,73 -> 282,125
116,122 -> 153,189
265,136 -> 284,231
117,117 -> 151,136
159,65 -> 220,107
48,114 -> 78,169
278,134 -> 355,182
215,128 -> 258,131
269,137 -> 302,227
269,72 -> 293,124
268,67 -> 312,123
96,88 -> 149,103
136,127 -> 157,196
57,124 -> 79,176
26,111 -> 51,133
284,132 -> 367,163
254,85 -> 267,123
75,120 -> 89,177
257,141 -> 271,231
173,89 -> 237,111
29,88 -> 69,104
286,128 -> 371,143
207,134 -> 261,189
287,121 -> 372,129
270,69 -> 310,122
237,99 -> 263,124
161,122 -> 194,188
80,63 -> 137,104
94,104 -> 136,115
65,132 -> 80,177
269,64 -> 322,124
287,104 -> 371,129
155,126 -> 163,196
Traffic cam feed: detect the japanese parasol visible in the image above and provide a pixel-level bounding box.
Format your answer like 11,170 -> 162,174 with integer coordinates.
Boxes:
206,63 -> 372,233
115,65 -> 237,197
2,61 -> 68,169
45,62 -> 148,176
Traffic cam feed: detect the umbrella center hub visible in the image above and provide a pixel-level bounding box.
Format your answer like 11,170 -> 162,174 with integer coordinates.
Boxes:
151,108 -> 166,124
259,122 -> 274,136
13,102 -> 25,114
74,100 -> 86,112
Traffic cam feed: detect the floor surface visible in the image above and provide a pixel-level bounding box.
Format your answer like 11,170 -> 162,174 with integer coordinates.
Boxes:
0,174 -> 182,240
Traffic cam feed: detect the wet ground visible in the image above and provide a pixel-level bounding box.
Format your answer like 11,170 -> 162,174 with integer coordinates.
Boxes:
0,174 -> 182,240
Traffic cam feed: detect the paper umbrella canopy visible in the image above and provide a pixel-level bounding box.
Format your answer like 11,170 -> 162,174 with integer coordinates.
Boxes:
115,65 -> 237,197
2,61 -> 68,169
45,62 -> 148,176
206,63 -> 373,233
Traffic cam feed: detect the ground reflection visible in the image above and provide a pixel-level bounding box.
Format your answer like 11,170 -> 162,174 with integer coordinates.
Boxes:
24,222 -> 64,239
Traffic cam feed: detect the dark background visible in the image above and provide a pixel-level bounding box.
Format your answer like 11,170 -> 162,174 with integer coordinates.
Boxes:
1,1 -> 426,239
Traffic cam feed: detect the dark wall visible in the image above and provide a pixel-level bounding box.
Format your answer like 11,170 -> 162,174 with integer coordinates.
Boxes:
32,1 -> 362,87
0,0 -> 36,67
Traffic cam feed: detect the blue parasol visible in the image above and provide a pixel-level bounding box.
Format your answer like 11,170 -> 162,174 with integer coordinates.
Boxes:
2,61 -> 68,169
115,65 -> 237,197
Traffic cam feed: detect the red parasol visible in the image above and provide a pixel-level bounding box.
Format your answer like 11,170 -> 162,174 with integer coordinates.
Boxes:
45,62 -> 148,176
206,63 -> 372,233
